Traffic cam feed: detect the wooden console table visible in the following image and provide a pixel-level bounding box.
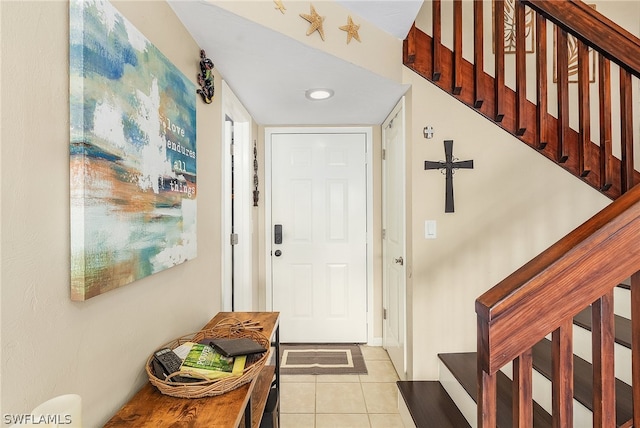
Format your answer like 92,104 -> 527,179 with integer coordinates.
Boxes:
104,312 -> 280,428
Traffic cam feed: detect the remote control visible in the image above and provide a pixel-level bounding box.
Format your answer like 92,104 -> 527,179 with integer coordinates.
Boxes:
153,348 -> 183,378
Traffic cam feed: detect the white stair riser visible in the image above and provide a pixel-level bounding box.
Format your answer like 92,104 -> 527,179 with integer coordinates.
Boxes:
439,360 -> 477,428
398,394 -> 417,428
572,324 -> 632,385
501,363 -> 593,427
615,286 -> 631,319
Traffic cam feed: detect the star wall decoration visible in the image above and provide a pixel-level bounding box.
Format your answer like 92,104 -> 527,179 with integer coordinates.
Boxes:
300,4 -> 325,41
273,0 -> 286,14
339,15 -> 361,44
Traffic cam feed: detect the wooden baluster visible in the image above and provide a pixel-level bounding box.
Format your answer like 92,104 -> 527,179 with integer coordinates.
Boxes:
403,23 -> 416,65
577,40 -> 592,177
552,320 -> 573,428
598,54 -> 613,191
535,13 -> 548,150
494,0 -> 505,122
473,0 -> 484,108
555,26 -> 570,163
591,292 -> 616,428
478,317 -> 496,428
453,0 -> 463,95
632,272 -> 640,428
512,349 -> 533,427
433,0 -> 442,82
620,68 -> 634,193
515,0 -> 527,136
478,370 -> 497,427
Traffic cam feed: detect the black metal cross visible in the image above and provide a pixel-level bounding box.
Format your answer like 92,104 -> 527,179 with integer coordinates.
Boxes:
424,140 -> 474,213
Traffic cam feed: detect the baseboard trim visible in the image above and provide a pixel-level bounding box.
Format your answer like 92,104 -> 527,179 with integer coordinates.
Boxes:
367,337 -> 383,346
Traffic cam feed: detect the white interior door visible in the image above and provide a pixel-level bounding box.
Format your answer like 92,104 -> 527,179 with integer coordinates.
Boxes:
270,132 -> 367,343
222,82 -> 253,312
222,118 -> 233,311
382,99 -> 406,379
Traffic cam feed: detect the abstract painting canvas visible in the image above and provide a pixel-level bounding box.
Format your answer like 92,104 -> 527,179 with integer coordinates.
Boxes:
69,0 -> 197,301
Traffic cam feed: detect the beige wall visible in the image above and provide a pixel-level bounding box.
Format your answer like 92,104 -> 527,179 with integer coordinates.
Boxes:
403,67 -> 610,378
371,126 -> 384,340
404,0 -> 638,380
1,1 -> 223,425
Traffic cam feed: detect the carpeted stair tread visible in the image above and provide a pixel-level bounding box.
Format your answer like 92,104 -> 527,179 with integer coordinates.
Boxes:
532,338 -> 633,426
439,352 -> 552,427
573,306 -> 632,349
397,381 -> 470,428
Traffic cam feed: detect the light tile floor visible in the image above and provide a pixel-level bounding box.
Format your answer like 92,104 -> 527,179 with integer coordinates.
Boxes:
280,346 -> 405,428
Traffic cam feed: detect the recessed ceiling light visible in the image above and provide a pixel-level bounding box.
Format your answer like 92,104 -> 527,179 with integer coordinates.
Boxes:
305,88 -> 334,100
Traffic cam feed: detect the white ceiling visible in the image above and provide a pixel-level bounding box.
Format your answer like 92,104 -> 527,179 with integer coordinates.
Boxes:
168,1 -> 422,126
335,0 -> 422,39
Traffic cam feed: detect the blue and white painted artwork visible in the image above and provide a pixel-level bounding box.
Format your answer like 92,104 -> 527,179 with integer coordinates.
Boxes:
69,0 -> 197,301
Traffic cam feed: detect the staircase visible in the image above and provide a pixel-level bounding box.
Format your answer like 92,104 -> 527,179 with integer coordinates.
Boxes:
399,285 -> 633,427
398,1 -> 640,426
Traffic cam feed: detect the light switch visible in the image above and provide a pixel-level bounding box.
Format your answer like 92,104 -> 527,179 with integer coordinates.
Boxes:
425,220 -> 437,239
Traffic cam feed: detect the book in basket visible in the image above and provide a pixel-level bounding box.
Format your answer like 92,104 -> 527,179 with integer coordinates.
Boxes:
179,342 -> 246,380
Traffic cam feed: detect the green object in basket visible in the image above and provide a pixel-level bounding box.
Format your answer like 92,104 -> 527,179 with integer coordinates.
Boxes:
180,342 -> 246,380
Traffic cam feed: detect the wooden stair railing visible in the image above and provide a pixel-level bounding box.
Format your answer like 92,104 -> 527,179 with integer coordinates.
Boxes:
474,2 -> 640,427
476,172 -> 640,428
403,0 -> 640,200
403,1 -> 640,426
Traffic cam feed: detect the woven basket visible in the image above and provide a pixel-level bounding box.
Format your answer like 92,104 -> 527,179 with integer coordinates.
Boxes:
146,318 -> 270,398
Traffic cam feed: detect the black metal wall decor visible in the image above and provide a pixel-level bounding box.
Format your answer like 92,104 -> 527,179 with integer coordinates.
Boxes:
424,140 -> 474,213
253,140 -> 259,207
197,49 -> 214,104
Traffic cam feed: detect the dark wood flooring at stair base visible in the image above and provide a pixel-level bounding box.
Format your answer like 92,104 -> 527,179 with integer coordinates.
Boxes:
438,353 -> 553,428
397,381 -> 470,428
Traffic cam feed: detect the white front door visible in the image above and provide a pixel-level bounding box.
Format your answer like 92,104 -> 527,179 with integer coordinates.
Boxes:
382,99 -> 406,379
270,131 -> 368,343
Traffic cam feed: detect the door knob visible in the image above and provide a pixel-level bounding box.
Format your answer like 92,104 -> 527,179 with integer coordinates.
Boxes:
274,250 -> 282,257
394,256 -> 404,265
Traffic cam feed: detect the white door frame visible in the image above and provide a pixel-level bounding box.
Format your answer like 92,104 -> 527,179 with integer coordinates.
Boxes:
221,81 -> 254,311
264,126 -> 375,343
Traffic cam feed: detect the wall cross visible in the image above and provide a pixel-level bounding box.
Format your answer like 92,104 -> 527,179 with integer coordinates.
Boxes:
424,140 -> 474,213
